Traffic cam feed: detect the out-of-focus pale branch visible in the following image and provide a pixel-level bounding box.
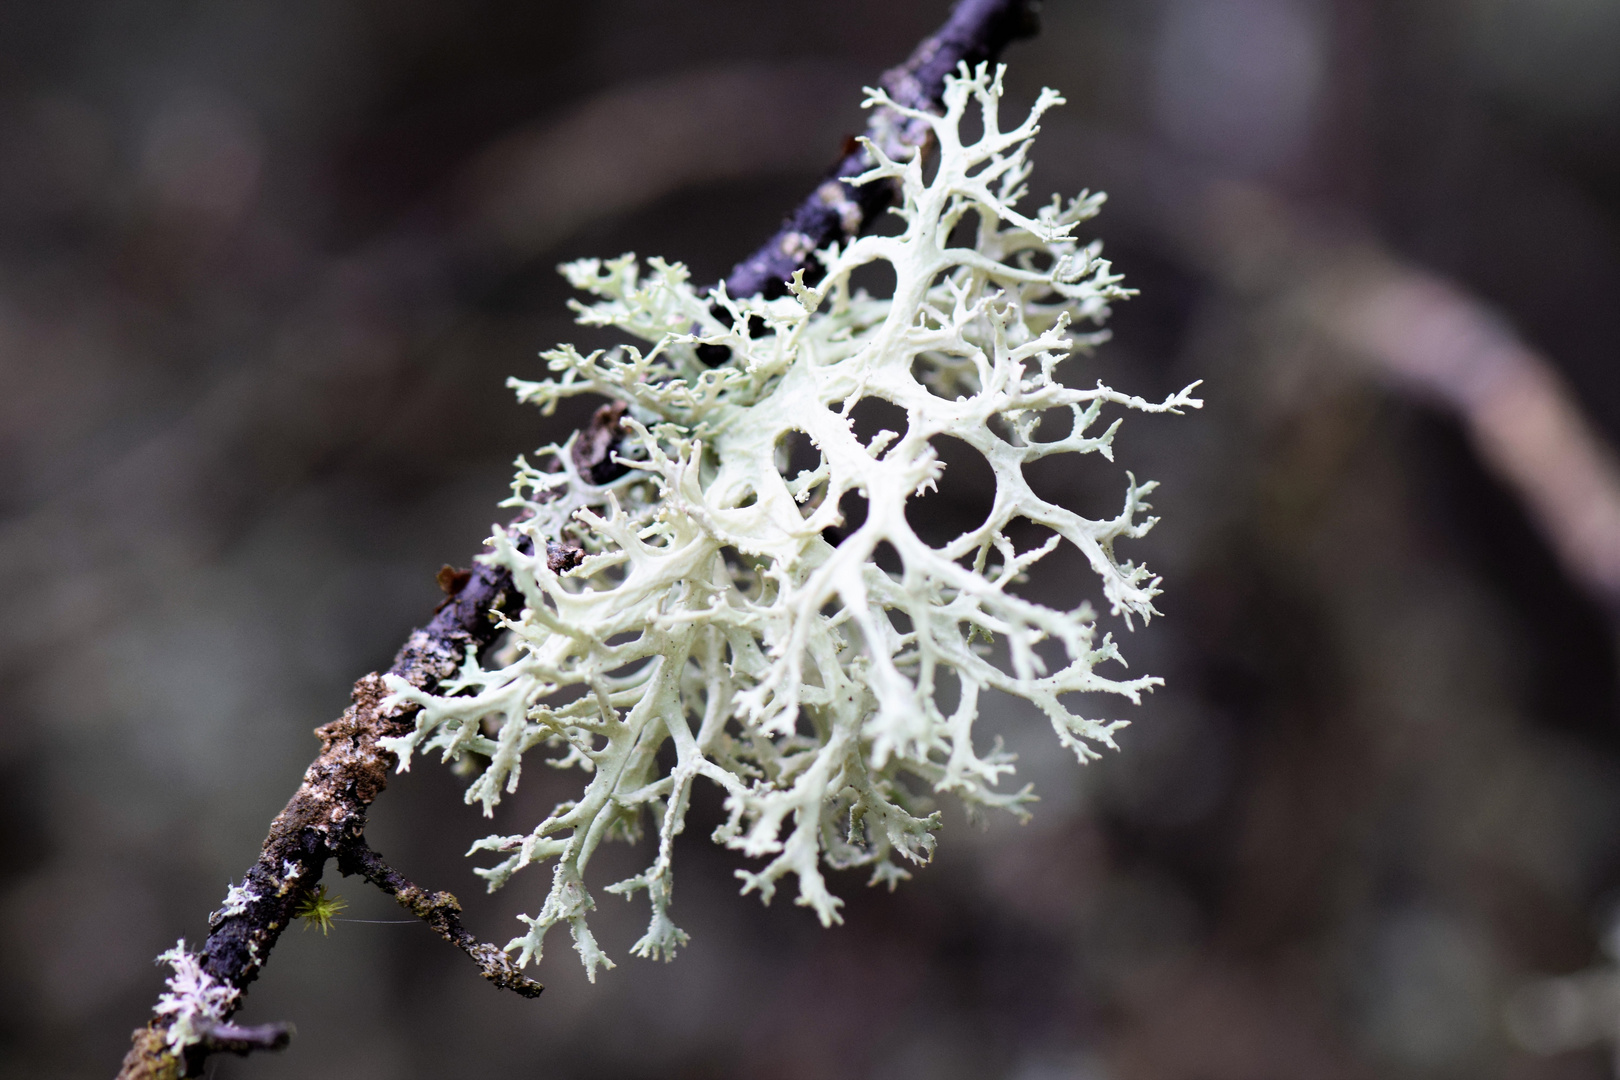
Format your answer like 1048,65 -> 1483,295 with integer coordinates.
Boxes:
1330,265 -> 1620,608
459,62 -> 861,257
1505,962 -> 1620,1062
944,118 -> 1620,616
1200,183 -> 1620,615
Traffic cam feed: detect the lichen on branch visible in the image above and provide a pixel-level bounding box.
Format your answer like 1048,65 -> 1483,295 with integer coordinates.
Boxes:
384,63 -> 1202,980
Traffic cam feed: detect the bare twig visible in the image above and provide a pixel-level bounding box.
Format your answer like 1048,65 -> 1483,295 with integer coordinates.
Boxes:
336,838 -> 543,998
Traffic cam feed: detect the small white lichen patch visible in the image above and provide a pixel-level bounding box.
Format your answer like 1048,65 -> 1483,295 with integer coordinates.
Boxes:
385,63 -> 1200,980
209,883 -> 257,926
154,940 -> 237,1051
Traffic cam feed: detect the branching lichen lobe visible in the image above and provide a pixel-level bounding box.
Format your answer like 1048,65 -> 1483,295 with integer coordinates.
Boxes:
390,63 -> 1202,981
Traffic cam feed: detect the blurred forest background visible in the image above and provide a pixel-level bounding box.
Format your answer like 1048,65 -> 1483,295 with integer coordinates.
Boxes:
5,1 -> 1620,1078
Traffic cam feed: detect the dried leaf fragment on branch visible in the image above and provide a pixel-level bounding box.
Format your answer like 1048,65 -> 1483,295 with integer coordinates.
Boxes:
386,64 -> 1204,980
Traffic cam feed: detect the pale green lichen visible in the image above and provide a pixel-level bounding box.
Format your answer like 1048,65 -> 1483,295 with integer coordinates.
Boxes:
384,63 -> 1201,980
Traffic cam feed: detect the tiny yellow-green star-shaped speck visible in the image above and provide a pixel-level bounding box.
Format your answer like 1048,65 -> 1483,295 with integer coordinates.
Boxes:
293,885 -> 347,935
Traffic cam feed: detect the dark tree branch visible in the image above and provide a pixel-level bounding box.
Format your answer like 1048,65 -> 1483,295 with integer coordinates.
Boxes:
336,838 -> 544,998
118,557 -> 527,1080
115,3 -> 1039,1076
193,1022 -> 295,1057
715,0 -> 1041,304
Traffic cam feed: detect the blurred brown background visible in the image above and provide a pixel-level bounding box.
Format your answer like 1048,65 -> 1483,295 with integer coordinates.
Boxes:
5,1 -> 1620,1077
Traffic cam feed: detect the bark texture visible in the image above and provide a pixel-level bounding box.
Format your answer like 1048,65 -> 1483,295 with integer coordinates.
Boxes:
714,0 -> 1040,303
118,554 -> 532,1080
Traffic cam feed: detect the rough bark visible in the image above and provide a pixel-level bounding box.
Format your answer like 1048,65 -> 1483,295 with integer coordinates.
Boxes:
336,838 -> 543,997
117,551 -> 533,1080
115,2 -> 1038,1075
713,0 -> 1040,304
